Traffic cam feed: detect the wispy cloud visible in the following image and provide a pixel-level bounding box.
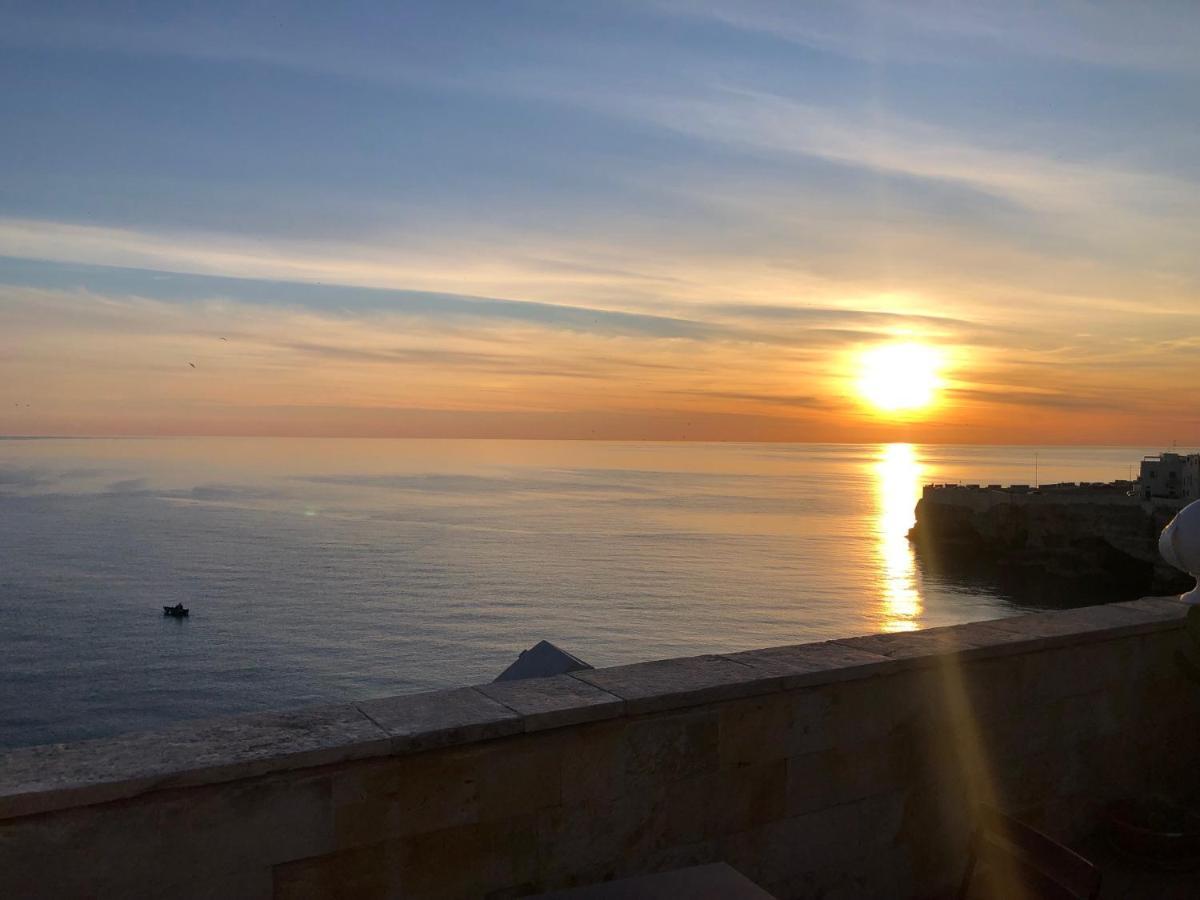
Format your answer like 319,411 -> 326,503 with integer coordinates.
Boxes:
659,1 -> 1200,73
666,389 -> 833,410
616,86 -> 1200,239
0,250 -> 717,339
947,386 -> 1117,413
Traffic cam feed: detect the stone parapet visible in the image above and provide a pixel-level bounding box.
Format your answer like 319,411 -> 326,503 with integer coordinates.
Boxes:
1,597 -> 1197,899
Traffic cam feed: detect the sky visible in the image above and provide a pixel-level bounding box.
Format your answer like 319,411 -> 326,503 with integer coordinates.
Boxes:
2,1 -> 1199,443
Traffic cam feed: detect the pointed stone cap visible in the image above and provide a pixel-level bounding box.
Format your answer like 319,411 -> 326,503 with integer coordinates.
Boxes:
493,640 -> 593,682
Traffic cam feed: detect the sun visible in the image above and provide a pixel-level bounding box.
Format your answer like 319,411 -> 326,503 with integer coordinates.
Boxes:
856,342 -> 945,414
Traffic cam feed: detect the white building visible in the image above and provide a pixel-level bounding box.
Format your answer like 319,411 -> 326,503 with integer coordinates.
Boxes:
1138,452 -> 1200,501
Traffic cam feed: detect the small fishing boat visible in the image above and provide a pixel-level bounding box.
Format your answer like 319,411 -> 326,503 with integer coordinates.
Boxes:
163,603 -> 189,618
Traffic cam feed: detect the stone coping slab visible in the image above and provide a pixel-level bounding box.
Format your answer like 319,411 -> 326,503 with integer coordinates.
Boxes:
476,675 -> 624,732
719,640 -> 897,689
833,620 -> 1053,665
0,703 -> 390,820
571,654 -> 772,715
833,598 -> 1189,668
980,599 -> 1183,645
357,686 -> 522,753
0,597 -> 1188,822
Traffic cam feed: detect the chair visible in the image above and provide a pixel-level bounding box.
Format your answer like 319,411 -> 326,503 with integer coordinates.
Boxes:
958,804 -> 1101,900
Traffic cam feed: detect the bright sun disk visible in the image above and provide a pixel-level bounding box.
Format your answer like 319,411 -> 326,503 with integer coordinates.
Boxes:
857,342 -> 944,414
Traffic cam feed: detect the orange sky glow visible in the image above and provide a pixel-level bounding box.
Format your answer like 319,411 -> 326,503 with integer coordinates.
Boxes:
3,4 -> 1200,444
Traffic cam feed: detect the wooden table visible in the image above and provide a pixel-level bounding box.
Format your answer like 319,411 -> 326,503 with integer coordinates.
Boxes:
527,862 -> 777,899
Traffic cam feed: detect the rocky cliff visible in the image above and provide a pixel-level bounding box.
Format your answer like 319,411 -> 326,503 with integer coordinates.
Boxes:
908,492 -> 1192,602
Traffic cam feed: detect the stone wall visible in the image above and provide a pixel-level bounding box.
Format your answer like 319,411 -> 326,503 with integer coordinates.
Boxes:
2,597 -> 1198,899
921,485 -> 1144,507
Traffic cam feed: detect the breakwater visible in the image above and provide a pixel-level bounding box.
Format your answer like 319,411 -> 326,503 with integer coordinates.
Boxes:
909,483 -> 1193,601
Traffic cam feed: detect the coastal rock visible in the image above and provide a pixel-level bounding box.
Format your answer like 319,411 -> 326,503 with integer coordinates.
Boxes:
908,487 -> 1193,602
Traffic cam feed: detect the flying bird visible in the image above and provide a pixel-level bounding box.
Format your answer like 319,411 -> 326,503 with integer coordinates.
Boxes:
219,337 -> 227,342
188,363 -> 196,368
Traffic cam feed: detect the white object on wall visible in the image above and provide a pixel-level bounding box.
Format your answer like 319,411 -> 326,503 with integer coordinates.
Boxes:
1159,499 -> 1200,605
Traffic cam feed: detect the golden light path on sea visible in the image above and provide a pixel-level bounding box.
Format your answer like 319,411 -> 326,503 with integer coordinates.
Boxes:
874,442 -> 924,633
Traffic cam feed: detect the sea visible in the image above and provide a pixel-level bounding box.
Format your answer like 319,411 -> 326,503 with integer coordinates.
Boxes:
0,439 -> 1160,749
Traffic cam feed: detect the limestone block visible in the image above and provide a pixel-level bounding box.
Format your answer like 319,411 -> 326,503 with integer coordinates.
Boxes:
781,686 -> 837,756
0,771 -> 333,900
645,760 -> 788,849
474,738 -> 564,822
1131,629 -> 1192,683
477,674 -> 623,732
718,694 -> 795,767
552,710 -> 720,844
638,781 -> 709,851
786,734 -> 917,816
621,707 -> 720,789
0,704 -> 389,820
4,851 -> 272,900
823,670 -> 935,750
1132,717 -> 1200,797
718,817 -> 810,897
534,794 -> 645,886
706,760 -> 788,836
965,706 -> 1052,767
916,657 -> 1036,769
556,719 -> 628,806
953,656 -> 1027,723
282,816 -> 543,900
1049,690 -> 1121,745
331,733 -> 562,850
330,749 -> 480,848
990,745 -> 1083,812
897,781 -> 974,895
556,708 -> 721,820
393,815 -> 541,900
357,687 -> 522,754
535,777 -> 735,888
1074,733 -> 1138,797
1015,639 -> 1135,702
573,654 -> 772,715
273,839 -> 398,900
556,707 -> 746,808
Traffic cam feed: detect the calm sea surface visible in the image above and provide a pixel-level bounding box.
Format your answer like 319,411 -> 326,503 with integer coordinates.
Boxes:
0,439 -> 1158,748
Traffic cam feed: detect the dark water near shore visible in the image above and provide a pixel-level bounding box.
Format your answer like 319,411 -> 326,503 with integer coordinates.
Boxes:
0,439 -> 1160,748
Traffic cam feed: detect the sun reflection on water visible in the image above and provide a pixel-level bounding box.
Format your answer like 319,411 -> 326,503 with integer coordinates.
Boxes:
874,443 -> 924,632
